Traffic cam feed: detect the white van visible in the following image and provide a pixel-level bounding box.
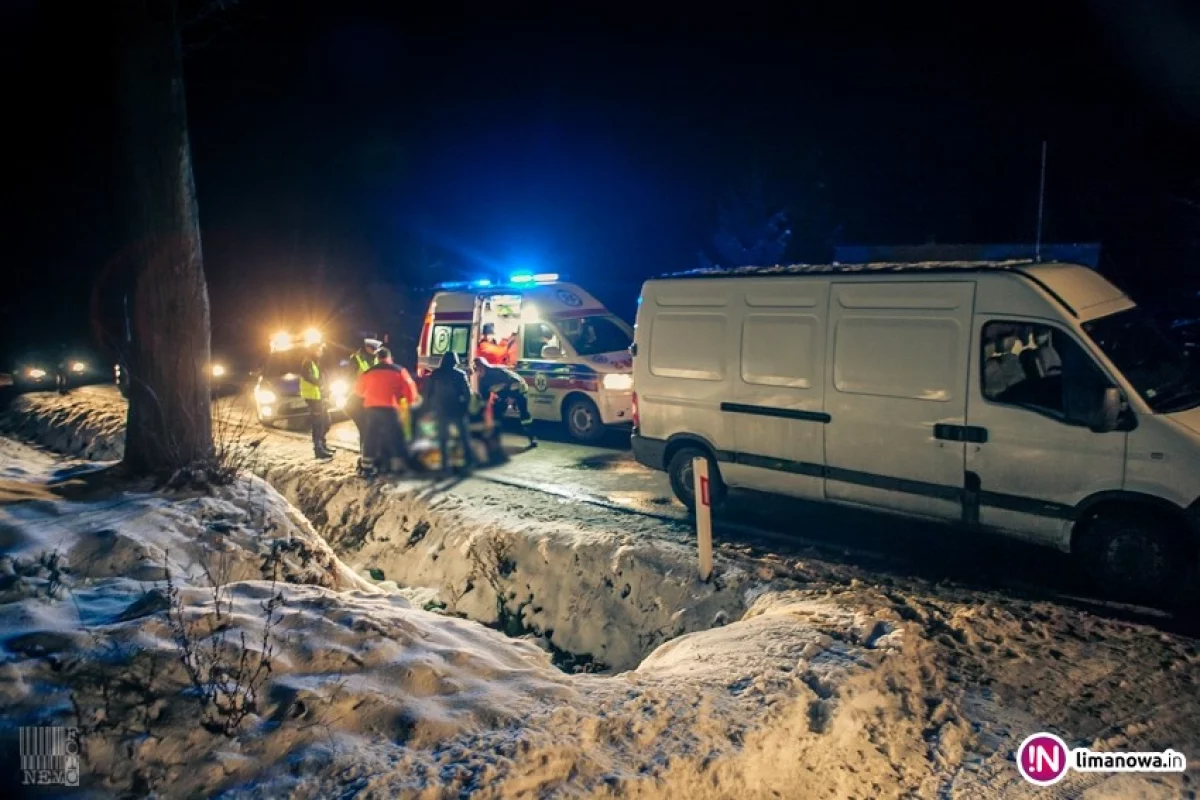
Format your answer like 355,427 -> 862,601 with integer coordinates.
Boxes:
417,275 -> 634,442
631,262 -> 1200,596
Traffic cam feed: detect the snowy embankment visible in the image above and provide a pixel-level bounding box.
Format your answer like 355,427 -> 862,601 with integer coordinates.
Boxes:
2,391 -> 753,672
0,436 -> 939,797
7,390 -> 1200,799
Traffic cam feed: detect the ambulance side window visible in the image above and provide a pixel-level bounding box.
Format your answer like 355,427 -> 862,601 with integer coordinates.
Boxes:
431,325 -> 470,357
524,323 -> 559,359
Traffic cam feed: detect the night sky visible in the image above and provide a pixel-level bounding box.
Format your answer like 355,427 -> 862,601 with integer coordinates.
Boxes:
7,0 -> 1200,366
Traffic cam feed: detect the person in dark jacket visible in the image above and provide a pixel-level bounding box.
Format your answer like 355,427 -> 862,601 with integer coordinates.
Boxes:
475,357 -> 537,447
423,352 -> 475,475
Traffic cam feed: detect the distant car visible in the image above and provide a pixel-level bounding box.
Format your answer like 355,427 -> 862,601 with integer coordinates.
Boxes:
14,361 -> 54,391
115,357 -> 246,398
253,330 -> 352,429
10,353 -> 97,392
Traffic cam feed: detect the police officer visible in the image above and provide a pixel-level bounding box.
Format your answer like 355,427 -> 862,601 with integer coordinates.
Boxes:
474,357 -> 537,448
345,337 -> 379,462
301,342 -> 333,459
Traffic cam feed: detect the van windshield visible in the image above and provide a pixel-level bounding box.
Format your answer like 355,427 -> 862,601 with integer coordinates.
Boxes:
1083,307 -> 1200,413
559,316 -> 632,356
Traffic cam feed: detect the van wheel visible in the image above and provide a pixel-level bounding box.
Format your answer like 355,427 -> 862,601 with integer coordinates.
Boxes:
565,396 -> 604,443
1076,509 -> 1189,605
668,446 -> 726,512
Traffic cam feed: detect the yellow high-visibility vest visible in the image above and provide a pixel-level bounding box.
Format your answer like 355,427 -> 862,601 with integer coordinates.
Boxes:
300,360 -> 321,400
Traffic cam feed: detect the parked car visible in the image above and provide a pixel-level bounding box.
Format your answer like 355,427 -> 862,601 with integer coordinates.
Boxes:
631,261 -> 1200,601
253,330 -> 352,429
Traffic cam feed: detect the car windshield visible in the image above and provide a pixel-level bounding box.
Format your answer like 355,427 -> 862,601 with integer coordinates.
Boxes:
558,315 -> 632,356
1083,307 -> 1200,413
263,350 -> 309,378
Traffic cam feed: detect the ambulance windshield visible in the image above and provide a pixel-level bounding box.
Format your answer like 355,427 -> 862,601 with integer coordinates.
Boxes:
559,316 -> 631,356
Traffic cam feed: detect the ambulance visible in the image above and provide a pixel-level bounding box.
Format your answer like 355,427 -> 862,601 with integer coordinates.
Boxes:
416,274 -> 635,442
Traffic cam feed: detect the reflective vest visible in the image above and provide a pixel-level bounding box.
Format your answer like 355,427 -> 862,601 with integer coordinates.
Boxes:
300,359 -> 321,400
351,350 -> 375,374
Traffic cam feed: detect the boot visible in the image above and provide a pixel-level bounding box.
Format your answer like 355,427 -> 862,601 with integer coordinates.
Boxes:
525,429 -> 538,448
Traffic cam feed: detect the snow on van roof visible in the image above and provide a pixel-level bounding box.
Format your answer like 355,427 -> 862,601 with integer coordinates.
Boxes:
658,260 -> 1039,279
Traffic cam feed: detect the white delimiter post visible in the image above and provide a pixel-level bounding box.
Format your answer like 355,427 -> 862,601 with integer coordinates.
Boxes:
693,456 -> 713,582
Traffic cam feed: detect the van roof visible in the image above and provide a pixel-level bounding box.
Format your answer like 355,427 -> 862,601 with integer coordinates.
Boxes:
650,261 -> 1133,321
659,259 -> 1036,279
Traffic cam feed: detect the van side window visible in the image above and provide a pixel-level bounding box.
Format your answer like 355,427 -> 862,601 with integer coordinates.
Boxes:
980,322 -> 1105,420
523,323 -> 560,359
431,324 -> 470,357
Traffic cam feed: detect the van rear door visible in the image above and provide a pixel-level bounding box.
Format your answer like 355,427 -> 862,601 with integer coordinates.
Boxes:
824,281 -> 976,521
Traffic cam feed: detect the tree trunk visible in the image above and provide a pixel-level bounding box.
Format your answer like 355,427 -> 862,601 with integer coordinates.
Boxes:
113,0 -> 213,475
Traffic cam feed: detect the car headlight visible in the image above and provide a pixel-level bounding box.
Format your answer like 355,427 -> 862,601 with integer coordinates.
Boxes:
210,363 -> 226,378
70,361 -> 87,373
27,368 -> 46,379
329,379 -> 350,409
255,387 -> 277,405
603,373 -> 633,391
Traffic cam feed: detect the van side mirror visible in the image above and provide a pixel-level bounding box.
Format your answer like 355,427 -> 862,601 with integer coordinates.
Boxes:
1068,386 -> 1121,432
1094,387 -> 1121,433
541,346 -> 562,359
1065,384 -> 1122,432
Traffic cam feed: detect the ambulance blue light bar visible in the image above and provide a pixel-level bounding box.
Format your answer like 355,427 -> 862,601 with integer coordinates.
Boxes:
434,278 -> 496,291
509,272 -> 559,284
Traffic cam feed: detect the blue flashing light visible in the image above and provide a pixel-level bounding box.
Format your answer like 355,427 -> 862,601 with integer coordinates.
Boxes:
475,279 -> 492,287
532,273 -> 559,283
509,273 -> 534,284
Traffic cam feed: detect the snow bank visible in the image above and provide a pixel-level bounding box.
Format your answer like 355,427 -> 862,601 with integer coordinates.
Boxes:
8,391 -> 1200,799
0,438 -> 942,797
4,391 -> 758,672
2,390 -> 127,461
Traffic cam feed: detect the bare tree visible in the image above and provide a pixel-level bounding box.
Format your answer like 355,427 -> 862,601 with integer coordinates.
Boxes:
113,0 -> 213,476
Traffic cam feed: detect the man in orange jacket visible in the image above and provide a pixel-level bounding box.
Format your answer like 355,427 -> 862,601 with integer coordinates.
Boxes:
477,323 -> 508,365
354,347 -> 420,475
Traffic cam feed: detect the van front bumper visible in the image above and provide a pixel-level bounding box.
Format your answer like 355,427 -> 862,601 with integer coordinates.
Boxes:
631,432 -> 667,471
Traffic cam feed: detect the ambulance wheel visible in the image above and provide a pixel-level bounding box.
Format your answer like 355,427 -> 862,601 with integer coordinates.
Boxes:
564,396 -> 604,443
668,446 -> 726,512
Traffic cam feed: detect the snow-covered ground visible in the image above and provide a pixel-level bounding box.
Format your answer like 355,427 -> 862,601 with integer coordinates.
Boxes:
1,437 -> 945,797
2,389 -> 1200,798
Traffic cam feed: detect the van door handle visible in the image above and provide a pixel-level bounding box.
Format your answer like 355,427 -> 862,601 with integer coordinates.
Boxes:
934,423 -> 988,444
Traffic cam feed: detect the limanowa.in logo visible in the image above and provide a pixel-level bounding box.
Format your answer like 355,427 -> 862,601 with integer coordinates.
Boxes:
1017,732 -> 1187,787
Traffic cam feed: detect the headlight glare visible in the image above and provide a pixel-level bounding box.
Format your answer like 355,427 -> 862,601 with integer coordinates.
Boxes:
603,373 -> 633,391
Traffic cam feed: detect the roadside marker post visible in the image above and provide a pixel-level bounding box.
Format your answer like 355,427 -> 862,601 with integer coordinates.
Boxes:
693,456 -> 713,582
